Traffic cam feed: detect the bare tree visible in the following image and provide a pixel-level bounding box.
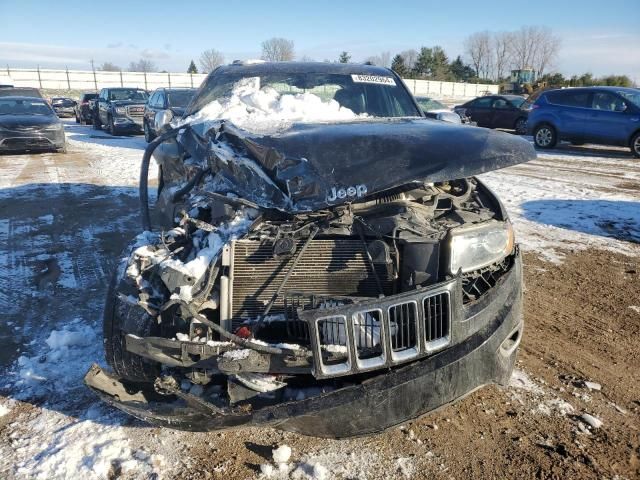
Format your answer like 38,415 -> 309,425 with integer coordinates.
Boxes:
128,59 -> 157,72
399,49 -> 418,70
261,37 -> 295,61
491,32 -> 512,81
100,62 -> 121,72
464,31 -> 491,79
510,26 -> 560,78
363,51 -> 391,68
199,48 -> 225,73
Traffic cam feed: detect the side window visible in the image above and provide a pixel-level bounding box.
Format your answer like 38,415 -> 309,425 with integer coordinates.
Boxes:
472,97 -> 493,108
592,92 -> 625,111
157,92 -> 165,108
492,98 -> 509,109
548,91 -> 590,108
148,92 -> 158,107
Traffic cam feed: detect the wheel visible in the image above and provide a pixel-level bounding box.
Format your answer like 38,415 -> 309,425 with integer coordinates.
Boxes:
533,124 -> 557,149
93,114 -> 102,130
103,247 -> 161,383
514,117 -> 527,135
107,115 -> 118,136
631,132 -> 640,158
144,121 -> 155,143
75,113 -> 80,124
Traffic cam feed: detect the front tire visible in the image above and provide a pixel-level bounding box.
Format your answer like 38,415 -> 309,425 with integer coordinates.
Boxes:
93,114 -> 102,130
533,124 -> 557,149
75,113 -> 80,124
144,121 -> 155,143
631,132 -> 640,158
514,117 -> 527,135
103,254 -> 160,383
107,115 -> 118,136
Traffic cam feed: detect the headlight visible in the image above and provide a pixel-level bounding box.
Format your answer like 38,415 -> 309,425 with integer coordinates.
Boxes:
115,106 -> 127,114
43,123 -> 64,131
448,220 -> 514,274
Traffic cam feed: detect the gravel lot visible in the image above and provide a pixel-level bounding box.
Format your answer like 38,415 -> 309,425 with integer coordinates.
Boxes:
0,120 -> 638,479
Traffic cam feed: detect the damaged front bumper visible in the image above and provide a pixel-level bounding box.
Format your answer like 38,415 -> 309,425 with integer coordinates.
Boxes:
85,251 -> 523,438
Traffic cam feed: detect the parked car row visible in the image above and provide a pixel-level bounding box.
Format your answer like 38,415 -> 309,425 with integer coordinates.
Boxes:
453,87 -> 640,158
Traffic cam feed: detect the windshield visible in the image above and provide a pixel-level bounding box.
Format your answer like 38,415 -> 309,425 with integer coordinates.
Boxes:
509,97 -> 526,108
0,98 -> 53,115
52,98 -> 75,107
617,90 -> 640,108
167,90 -> 194,108
109,89 -> 148,101
189,72 -> 420,118
415,97 -> 446,111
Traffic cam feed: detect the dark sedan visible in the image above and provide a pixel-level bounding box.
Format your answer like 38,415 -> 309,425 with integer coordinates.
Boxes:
0,96 -> 66,153
51,97 -> 77,118
455,95 -> 528,134
143,87 -> 196,142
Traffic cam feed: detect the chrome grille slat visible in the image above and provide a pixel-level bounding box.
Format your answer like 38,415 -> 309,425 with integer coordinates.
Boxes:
304,286 -> 454,379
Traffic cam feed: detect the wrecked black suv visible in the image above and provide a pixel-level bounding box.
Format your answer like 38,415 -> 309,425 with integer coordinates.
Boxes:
85,62 -> 536,438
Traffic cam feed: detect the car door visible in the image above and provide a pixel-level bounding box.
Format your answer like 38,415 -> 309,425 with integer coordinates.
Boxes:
465,97 -> 494,127
145,91 -> 158,126
490,97 -> 518,129
585,91 -> 634,146
547,90 -> 592,141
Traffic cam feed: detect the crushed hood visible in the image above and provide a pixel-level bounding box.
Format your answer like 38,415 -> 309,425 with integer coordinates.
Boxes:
182,117 -> 536,212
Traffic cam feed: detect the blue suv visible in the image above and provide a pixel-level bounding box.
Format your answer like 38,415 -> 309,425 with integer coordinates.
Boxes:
527,87 -> 640,157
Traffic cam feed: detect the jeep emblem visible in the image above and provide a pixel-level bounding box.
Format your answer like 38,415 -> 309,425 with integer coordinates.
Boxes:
327,184 -> 368,202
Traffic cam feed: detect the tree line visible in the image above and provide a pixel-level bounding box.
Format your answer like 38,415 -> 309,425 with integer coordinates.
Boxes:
94,34 -> 634,88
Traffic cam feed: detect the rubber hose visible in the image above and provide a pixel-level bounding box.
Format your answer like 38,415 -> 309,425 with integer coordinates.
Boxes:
139,128 -> 182,231
171,167 -> 211,203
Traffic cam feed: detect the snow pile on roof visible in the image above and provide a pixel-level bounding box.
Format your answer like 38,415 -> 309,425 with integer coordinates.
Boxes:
180,76 -> 365,134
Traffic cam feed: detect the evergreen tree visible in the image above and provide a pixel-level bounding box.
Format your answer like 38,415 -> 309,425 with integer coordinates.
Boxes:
430,46 -> 451,80
187,60 -> 198,74
390,54 -> 408,77
450,56 -> 476,82
338,51 -> 351,63
413,47 -> 433,78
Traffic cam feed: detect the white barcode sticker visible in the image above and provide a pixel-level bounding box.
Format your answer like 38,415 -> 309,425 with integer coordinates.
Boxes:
351,74 -> 396,86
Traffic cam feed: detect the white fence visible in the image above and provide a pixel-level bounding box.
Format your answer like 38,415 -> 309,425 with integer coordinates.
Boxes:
403,78 -> 499,97
2,67 -> 499,97
2,67 -> 208,91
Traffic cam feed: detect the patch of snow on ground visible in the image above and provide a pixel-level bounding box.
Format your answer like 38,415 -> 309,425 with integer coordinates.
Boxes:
0,403 -> 11,417
481,149 -> 640,263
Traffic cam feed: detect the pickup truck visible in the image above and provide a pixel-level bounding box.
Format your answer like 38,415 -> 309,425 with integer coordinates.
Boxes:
94,87 -> 148,135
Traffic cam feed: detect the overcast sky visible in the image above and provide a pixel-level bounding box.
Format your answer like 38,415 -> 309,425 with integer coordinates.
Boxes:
0,0 -> 638,82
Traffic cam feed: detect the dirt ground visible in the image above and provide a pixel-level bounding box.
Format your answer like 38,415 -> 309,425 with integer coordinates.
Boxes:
167,249 -> 640,480
0,123 -> 638,479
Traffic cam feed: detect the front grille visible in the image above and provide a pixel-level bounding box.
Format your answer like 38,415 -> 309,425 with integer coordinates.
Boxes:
2,137 -> 52,148
306,287 -> 453,378
461,257 -> 512,303
230,239 -> 394,326
127,105 -> 144,116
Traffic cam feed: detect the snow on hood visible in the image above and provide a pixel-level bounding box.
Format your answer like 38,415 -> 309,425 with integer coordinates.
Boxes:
177,77 -> 365,135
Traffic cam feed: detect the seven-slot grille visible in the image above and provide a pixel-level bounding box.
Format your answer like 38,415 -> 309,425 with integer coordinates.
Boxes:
230,239 -> 394,327
305,288 -> 453,378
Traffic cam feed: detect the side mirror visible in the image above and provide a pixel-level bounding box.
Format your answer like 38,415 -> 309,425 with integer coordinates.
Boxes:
154,110 -> 174,134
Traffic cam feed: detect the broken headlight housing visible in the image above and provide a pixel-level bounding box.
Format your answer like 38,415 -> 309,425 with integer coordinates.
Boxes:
448,220 -> 514,274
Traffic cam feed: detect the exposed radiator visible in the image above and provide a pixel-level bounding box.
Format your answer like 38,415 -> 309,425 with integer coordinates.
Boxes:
230,239 -> 394,325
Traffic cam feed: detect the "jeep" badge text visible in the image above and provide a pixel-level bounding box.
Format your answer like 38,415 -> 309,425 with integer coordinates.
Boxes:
327,184 -> 368,202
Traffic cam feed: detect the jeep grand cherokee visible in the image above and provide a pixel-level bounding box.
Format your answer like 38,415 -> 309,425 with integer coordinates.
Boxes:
85,62 -> 535,438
